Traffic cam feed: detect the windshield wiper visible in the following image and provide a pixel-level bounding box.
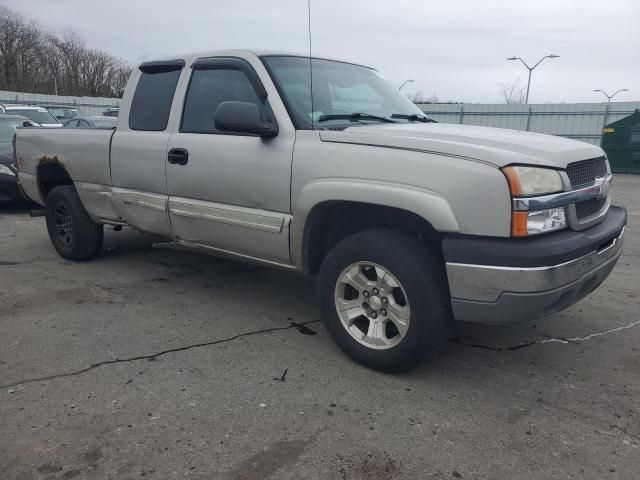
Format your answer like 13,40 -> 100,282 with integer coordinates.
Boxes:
390,113 -> 436,123
317,112 -> 397,123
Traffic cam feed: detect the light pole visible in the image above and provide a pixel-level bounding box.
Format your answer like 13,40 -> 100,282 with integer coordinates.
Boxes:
399,79 -> 414,91
506,54 -> 559,104
593,88 -> 629,102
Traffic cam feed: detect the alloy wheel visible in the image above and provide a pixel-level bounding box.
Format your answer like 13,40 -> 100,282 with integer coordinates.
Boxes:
334,262 -> 411,350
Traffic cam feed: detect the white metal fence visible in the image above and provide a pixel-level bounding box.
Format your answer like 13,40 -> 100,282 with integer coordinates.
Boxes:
417,102 -> 640,145
2,90 -> 638,145
0,90 -> 121,117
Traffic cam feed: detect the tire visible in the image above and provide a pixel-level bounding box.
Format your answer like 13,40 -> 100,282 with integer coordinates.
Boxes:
45,185 -> 103,260
318,229 -> 451,373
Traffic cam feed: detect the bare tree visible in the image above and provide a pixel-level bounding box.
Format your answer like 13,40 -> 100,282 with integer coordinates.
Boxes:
0,7 -> 40,91
405,90 -> 440,104
0,7 -> 131,97
501,78 -> 526,104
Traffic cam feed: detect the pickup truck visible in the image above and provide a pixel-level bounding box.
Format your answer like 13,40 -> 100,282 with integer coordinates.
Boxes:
15,49 -> 627,372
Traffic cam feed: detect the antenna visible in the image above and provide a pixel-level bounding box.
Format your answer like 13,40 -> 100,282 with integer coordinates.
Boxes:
307,0 -> 314,129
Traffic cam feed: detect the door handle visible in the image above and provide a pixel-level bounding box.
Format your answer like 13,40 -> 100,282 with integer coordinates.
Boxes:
168,148 -> 189,165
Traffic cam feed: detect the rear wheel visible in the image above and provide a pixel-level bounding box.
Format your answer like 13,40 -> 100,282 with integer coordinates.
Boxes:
318,229 -> 450,372
45,185 -> 103,260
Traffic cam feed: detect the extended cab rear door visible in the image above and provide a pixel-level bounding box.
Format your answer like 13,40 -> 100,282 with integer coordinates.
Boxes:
109,60 -> 185,236
165,55 -> 295,264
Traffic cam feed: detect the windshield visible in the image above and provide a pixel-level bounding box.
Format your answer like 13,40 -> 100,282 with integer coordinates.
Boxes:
262,56 -> 426,129
47,107 -> 81,118
6,108 -> 59,124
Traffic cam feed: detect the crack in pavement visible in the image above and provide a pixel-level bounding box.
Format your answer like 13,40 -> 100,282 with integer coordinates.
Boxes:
1,320 -> 322,390
451,320 -> 640,352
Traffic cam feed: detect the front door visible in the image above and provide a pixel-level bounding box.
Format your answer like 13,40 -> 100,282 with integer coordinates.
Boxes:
166,57 -> 294,264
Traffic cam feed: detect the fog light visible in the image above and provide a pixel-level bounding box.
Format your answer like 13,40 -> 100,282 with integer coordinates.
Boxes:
512,207 -> 566,237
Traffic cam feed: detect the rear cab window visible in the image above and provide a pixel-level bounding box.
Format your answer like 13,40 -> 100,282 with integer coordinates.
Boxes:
129,60 -> 185,131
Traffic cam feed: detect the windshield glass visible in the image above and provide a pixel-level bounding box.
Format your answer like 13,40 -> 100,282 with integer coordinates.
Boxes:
6,109 -> 59,124
47,107 -> 80,118
262,56 -> 425,129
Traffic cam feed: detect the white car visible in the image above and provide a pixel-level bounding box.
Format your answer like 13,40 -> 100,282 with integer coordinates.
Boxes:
0,104 -> 62,127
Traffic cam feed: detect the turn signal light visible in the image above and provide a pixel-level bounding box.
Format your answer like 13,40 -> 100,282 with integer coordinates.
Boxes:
511,211 -> 528,237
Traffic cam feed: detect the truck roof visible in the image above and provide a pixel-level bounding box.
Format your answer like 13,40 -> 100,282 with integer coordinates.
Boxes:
139,49 -> 374,70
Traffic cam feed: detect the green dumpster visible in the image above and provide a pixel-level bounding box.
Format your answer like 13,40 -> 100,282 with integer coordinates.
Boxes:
601,109 -> 640,174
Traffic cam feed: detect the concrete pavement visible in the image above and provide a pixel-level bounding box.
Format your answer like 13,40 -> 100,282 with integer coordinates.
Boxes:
1,175 -> 639,479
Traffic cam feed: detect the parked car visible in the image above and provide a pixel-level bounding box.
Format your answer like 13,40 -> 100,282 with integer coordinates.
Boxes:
102,108 -> 120,117
0,104 -> 61,127
14,50 -> 627,372
41,105 -> 83,122
0,114 -> 32,201
63,116 -> 117,128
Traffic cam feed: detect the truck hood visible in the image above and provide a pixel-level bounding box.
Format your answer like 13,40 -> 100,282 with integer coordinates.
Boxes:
319,123 -> 604,169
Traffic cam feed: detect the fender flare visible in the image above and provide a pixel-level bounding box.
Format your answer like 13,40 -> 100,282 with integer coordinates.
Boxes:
36,156 -> 74,203
290,179 -> 460,269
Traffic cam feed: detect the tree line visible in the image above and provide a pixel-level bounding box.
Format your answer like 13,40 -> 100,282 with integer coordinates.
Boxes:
0,7 -> 131,98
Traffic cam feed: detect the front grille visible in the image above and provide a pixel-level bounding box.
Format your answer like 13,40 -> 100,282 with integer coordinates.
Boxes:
575,197 -> 607,220
566,157 -> 608,189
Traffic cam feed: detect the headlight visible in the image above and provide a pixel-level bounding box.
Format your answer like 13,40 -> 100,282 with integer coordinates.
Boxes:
503,166 -> 567,237
512,207 -> 566,237
503,166 -> 563,197
0,164 -> 16,176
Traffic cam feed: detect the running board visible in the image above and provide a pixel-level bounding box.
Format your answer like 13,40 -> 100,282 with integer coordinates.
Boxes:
152,240 -> 298,271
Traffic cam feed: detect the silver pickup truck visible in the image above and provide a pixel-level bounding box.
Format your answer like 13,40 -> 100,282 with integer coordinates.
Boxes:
15,49 -> 626,372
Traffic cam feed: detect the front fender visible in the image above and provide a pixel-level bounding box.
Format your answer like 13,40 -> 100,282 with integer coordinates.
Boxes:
290,178 -> 460,268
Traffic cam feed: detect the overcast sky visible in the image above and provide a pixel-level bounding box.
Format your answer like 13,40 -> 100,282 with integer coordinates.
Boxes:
5,0 -> 639,103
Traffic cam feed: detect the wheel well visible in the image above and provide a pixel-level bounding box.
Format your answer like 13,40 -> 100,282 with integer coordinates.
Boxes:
303,201 -> 442,274
38,161 -> 73,200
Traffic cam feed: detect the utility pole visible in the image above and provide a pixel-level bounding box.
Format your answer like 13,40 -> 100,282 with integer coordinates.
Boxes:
506,54 -> 559,104
593,88 -> 629,102
399,79 -> 414,91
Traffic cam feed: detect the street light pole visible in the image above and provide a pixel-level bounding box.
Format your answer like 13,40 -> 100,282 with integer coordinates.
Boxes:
399,79 -> 414,91
506,54 -> 559,104
593,88 -> 629,103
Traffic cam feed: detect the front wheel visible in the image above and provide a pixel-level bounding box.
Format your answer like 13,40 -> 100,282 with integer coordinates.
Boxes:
45,185 -> 103,260
318,229 -> 451,372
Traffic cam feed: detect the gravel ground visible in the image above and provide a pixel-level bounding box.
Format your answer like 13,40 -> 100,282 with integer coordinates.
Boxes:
1,175 -> 638,480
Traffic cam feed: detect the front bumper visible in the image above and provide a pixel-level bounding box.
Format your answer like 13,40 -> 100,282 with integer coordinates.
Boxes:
444,206 -> 627,324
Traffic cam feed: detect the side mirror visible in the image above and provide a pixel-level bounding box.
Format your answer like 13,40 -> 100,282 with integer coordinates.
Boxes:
214,101 -> 278,138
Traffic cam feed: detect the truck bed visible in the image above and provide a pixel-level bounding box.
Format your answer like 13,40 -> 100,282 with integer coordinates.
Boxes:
16,127 -> 115,206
